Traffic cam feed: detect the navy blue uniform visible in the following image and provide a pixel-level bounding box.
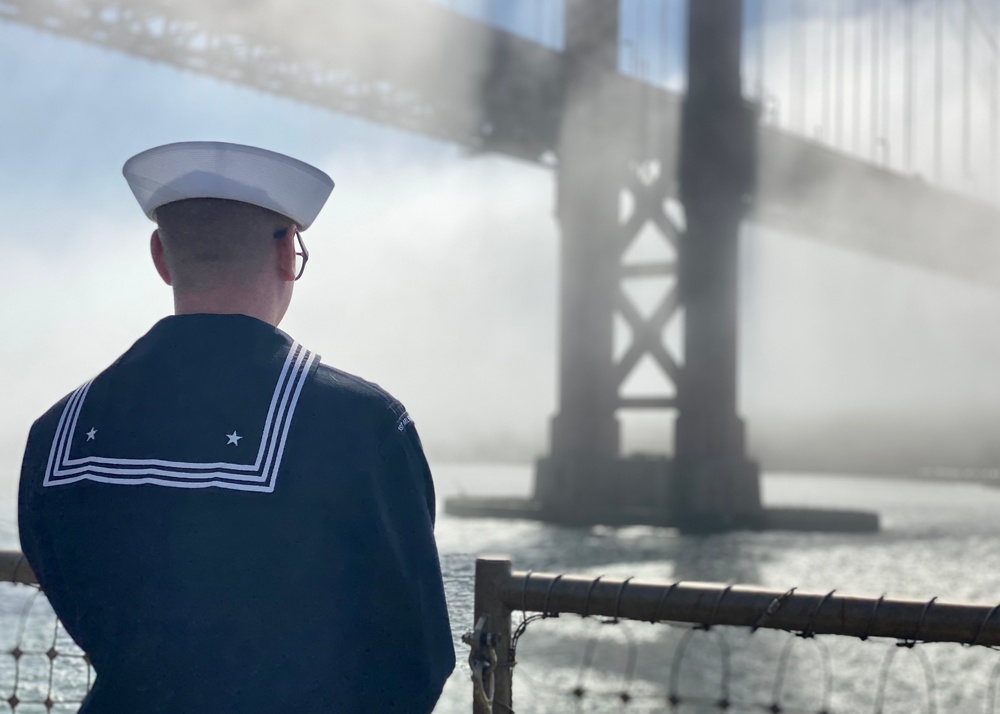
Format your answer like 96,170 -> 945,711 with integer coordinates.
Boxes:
18,314 -> 455,712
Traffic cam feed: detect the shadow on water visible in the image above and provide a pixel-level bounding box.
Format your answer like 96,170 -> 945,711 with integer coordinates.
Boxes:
440,516 -> 775,581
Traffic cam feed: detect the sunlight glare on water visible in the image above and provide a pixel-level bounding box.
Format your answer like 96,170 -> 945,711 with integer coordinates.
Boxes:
431,466 -> 1000,713
3,466 -> 1000,712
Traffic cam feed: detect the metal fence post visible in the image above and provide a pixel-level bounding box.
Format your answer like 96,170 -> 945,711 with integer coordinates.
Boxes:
473,556 -> 512,714
0,551 -> 36,585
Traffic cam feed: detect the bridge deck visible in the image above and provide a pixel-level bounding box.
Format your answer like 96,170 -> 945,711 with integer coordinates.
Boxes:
3,0 -> 998,284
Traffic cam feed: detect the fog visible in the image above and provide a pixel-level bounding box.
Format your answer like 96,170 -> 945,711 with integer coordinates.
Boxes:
2,0 -> 1000,515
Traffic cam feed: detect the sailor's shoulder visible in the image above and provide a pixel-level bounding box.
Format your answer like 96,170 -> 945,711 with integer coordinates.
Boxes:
28,367 -> 109,439
28,392 -> 73,440
307,361 -> 406,421
28,328 -> 154,433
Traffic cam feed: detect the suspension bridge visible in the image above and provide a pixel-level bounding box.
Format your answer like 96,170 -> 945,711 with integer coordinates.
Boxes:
3,0 -> 999,531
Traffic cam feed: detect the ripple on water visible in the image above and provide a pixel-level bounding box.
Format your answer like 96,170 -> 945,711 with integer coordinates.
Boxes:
433,470 -> 1000,712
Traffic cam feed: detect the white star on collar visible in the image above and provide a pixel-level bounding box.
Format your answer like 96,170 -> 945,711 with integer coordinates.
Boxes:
226,431 -> 242,446
85,428 -> 97,442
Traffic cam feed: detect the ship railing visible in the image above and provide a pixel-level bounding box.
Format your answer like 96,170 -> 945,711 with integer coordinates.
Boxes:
0,549 -> 92,711
4,550 -> 1000,713
0,551 -> 34,587
467,556 -> 1000,714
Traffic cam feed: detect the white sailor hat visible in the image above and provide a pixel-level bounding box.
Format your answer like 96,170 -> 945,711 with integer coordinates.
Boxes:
122,141 -> 335,230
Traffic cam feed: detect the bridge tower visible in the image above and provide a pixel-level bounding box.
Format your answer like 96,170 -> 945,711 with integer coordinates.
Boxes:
533,0 -> 762,530
674,0 -> 761,528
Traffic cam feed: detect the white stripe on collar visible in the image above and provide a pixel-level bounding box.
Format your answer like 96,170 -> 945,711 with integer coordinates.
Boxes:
43,343 -> 316,493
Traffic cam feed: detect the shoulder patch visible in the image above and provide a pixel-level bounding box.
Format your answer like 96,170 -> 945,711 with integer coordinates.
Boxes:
396,413 -> 413,432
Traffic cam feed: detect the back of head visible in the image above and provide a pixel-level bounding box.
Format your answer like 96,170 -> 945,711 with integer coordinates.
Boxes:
155,198 -> 292,293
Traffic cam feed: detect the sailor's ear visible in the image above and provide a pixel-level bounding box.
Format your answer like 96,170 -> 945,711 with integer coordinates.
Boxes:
150,230 -> 172,286
274,224 -> 297,283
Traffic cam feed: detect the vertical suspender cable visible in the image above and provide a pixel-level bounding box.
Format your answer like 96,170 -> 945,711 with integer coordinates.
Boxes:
617,1 -> 625,74
757,0 -> 766,103
639,0 -> 647,80
638,0 -> 644,76
558,0 -> 564,49
553,0 -> 559,47
990,2 -> 1000,193
555,0 -> 562,47
935,0 -> 944,182
870,0 -> 880,161
790,0 -> 799,129
629,0 -> 638,75
740,0 -> 746,95
854,0 -> 863,152
550,0 -> 556,49
959,0 -> 1000,191
623,0 -> 630,74
836,0 -> 845,148
638,0 -> 645,78
660,0 -> 668,86
680,0 -> 688,93
964,0 -> 972,183
881,0 -> 891,166
822,0 -> 832,140
740,0 -> 757,100
646,0 -> 654,85
644,2 -> 651,81
641,0 -> 648,80
649,0 -> 657,82
799,0 -> 808,133
904,0 -> 913,172
535,2 -> 549,45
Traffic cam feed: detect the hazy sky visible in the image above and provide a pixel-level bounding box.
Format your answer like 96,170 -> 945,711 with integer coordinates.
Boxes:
3,1 -> 1000,510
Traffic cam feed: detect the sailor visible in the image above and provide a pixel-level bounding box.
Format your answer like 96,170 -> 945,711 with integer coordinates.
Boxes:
18,141 -> 455,712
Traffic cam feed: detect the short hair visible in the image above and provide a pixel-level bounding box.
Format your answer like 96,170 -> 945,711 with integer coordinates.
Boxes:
154,198 -> 292,292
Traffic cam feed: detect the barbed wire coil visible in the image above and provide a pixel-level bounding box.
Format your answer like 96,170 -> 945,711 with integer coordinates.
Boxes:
518,570 -> 532,615
801,589 -> 838,639
606,577 -> 633,625
862,594 -> 888,641
971,603 -> 1000,648
582,575 -> 605,620
541,574 -> 563,619
900,597 -> 938,649
704,584 -> 734,631
652,581 -> 681,624
754,587 -> 797,633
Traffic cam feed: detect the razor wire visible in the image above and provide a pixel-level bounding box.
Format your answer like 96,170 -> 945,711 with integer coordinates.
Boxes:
2,551 -> 1000,713
466,562 -> 1000,714
501,614 -> 995,713
0,583 -> 91,713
